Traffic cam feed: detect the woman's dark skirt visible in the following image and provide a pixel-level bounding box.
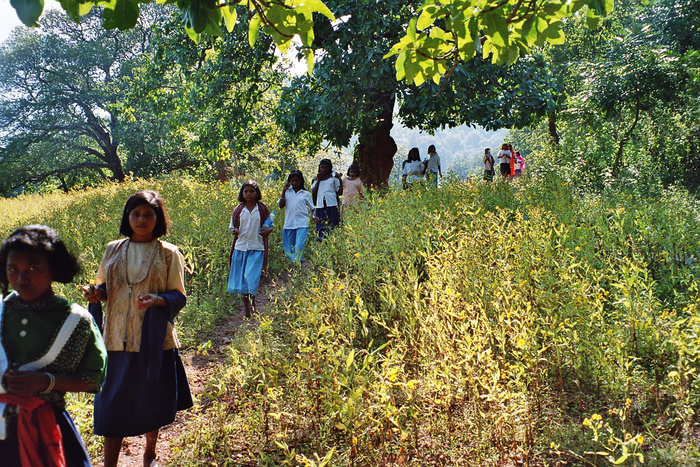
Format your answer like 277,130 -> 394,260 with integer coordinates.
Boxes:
94,349 -> 192,437
0,410 -> 92,467
315,206 -> 340,240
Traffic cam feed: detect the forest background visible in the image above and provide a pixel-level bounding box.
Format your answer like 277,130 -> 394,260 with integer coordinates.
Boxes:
1,0 -> 700,465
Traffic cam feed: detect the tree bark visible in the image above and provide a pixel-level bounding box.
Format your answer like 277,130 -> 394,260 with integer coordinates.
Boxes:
548,112 -> 560,146
106,145 -> 125,182
612,100 -> 641,178
355,125 -> 397,188
353,102 -> 397,188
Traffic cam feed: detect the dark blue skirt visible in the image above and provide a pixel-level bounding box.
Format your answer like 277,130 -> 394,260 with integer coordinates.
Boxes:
94,349 -> 192,437
315,206 -> 340,240
0,409 -> 92,467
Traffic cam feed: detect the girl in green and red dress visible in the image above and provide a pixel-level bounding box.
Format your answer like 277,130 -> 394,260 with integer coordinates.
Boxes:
0,225 -> 107,467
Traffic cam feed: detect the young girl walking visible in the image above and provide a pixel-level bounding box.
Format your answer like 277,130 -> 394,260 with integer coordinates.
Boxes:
228,181 -> 273,317
84,191 -> 191,467
278,171 -> 316,265
0,225 -> 107,466
311,159 -> 343,241
341,164 -> 364,213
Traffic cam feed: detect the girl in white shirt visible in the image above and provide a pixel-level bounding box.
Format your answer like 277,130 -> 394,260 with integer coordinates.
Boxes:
497,143 -> 511,178
278,171 -> 317,264
227,181 -> 272,317
402,147 -> 424,188
311,159 -> 343,241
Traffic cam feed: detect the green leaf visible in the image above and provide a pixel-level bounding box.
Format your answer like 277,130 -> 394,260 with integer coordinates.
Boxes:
404,58 -> 419,85
11,0 -> 44,27
414,69 -> 426,86
394,51 -> 407,80
588,0 -> 612,17
221,4 -> 237,33
517,16 -> 537,46
544,22 -> 565,44
102,0 -> 139,30
345,349 -> 355,370
585,13 -> 600,29
248,13 -> 261,47
184,26 -> 199,43
58,0 -> 81,20
304,48 -> 314,75
483,12 -> 508,47
506,44 -> 519,63
384,40 -> 406,59
303,0 -> 335,20
417,4 -> 439,30
203,17 -> 223,37
407,17 -> 417,41
77,2 -> 92,15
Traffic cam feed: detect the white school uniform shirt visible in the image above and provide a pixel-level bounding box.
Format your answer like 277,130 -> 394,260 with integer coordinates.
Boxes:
426,152 -> 441,173
230,205 -> 265,251
281,188 -> 314,230
403,160 -> 424,183
312,177 -> 340,208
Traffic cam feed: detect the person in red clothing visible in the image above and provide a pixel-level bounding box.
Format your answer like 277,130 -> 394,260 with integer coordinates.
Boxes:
0,225 -> 107,467
508,144 -> 516,178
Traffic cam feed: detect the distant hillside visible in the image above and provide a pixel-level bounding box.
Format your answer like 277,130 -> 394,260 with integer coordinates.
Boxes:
391,124 -> 509,177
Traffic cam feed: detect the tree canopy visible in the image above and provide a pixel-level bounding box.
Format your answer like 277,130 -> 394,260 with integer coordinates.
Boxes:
386,0 -> 614,85
278,0 -> 559,186
10,0 -> 616,86
10,0 -> 334,74
0,8 -> 158,193
510,0 -> 699,192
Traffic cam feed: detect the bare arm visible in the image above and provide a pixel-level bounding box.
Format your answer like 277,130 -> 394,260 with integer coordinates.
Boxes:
5,370 -> 98,395
278,182 -> 290,208
335,173 -> 343,196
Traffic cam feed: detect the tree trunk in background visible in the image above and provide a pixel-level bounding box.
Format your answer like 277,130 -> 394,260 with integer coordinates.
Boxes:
548,112 -> 560,146
353,93 -> 397,188
355,124 -> 397,188
107,145 -> 126,182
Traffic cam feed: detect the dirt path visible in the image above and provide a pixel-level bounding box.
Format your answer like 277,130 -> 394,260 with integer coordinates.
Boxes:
100,272 -> 288,467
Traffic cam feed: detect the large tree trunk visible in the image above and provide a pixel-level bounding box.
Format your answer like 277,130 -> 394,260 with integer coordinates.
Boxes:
106,144 -> 126,182
354,106 -> 397,188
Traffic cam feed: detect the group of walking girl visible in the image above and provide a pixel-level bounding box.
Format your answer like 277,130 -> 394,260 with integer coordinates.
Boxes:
0,190 -> 192,466
0,159 -> 363,465
483,144 -> 525,181
227,159 -> 364,317
401,145 -> 442,189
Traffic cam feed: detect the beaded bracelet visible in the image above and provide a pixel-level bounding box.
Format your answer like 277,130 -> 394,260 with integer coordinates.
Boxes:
43,372 -> 56,393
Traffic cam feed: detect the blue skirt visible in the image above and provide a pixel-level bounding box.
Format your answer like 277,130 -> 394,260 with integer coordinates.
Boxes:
227,249 -> 264,296
0,409 -> 92,466
94,349 -> 193,437
315,206 -> 340,240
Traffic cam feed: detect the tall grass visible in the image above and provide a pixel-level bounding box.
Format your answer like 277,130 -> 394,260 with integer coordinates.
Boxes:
169,174 -> 700,466
1,173 -> 699,465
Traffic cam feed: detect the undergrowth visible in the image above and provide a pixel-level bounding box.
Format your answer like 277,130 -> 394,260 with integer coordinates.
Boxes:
1,172 -> 699,465
170,173 -> 700,466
